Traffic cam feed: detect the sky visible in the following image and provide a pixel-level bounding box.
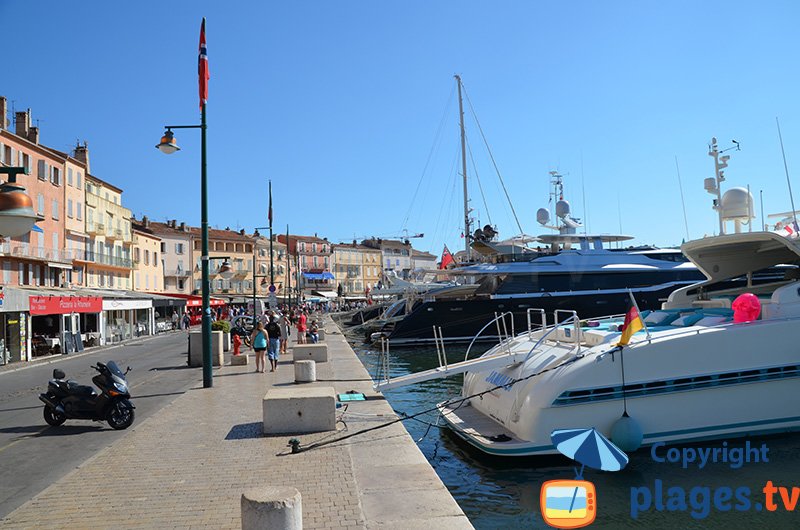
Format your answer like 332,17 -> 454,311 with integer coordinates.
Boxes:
3,1 -> 800,255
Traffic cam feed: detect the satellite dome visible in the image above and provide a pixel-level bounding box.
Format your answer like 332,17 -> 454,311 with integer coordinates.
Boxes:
536,208 -> 550,225
555,200 -> 571,218
720,187 -> 754,220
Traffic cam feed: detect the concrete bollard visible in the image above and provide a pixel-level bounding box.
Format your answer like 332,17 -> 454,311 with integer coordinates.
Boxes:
317,329 -> 326,341
294,360 -> 316,383
231,354 -> 249,366
188,331 -> 224,367
241,486 -> 302,530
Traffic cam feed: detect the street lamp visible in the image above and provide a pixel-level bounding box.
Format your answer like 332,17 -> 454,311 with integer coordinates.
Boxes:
0,166 -> 43,238
252,227 -> 271,327
156,119 -> 211,386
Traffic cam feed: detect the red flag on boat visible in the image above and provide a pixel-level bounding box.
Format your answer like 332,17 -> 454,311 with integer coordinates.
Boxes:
198,18 -> 209,108
439,245 -> 455,269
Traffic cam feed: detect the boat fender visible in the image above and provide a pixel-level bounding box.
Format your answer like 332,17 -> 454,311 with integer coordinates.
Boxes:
610,413 -> 643,452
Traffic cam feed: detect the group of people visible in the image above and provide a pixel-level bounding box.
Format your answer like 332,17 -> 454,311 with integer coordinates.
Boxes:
245,306 -> 322,373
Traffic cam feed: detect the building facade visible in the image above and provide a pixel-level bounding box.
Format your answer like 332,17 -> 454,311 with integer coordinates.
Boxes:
277,234 -> 334,296
191,227 -> 255,298
83,174 -> 133,290
332,242 -> 382,296
131,221 -> 163,293
253,235 -> 288,300
411,249 -> 437,271
147,219 -> 194,295
362,238 -> 413,279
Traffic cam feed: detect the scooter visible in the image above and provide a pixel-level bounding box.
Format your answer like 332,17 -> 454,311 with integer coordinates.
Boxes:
39,361 -> 135,430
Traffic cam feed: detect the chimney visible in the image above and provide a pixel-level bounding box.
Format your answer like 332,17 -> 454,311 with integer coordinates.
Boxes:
73,141 -> 91,174
0,97 -> 7,130
142,215 -> 150,228
170,219 -> 177,228
27,126 -> 39,144
15,109 -> 30,138
179,222 -> 186,231
239,229 -> 245,235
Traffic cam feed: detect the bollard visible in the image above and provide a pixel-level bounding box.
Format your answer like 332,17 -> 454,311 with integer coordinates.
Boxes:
294,360 -> 316,383
241,486 -> 302,530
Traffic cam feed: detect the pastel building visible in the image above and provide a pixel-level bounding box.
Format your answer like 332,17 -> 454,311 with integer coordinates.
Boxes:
146,219 -> 194,295
131,220 -> 163,293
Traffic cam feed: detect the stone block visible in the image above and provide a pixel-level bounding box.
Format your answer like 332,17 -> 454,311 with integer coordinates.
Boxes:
188,331 -> 224,367
231,354 -> 249,366
317,329 -> 326,341
292,343 -> 328,363
222,332 -> 231,352
241,486 -> 302,530
262,386 -> 336,434
294,360 -> 316,382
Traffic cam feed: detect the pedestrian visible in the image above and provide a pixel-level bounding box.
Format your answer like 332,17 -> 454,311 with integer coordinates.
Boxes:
279,312 -> 290,354
309,319 -> 319,344
266,315 -> 281,372
182,312 -> 191,331
171,310 -> 179,330
296,310 -> 308,344
250,322 -> 268,373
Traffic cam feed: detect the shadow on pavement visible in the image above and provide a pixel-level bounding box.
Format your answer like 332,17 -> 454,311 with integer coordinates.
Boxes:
134,391 -> 185,399
148,365 -> 192,371
0,424 -> 106,436
0,405 -> 43,413
225,422 -> 263,440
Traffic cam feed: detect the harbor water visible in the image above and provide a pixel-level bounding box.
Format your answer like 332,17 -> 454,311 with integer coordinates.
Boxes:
353,340 -> 800,529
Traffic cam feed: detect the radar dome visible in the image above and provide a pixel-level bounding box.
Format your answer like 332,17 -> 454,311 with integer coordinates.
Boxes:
536,208 -> 550,225
555,200 -> 571,218
720,187 -> 754,220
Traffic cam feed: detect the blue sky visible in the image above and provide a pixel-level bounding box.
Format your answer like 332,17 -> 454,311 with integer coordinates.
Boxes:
3,1 -> 800,255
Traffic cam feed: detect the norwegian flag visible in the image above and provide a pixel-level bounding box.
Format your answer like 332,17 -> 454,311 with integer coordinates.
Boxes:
198,18 -> 209,109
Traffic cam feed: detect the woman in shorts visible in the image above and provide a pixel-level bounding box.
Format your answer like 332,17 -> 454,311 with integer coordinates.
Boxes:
249,322 -> 268,373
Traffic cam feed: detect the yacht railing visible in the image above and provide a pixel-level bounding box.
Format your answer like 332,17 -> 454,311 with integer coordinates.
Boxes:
523,310 -> 582,363
463,311 -> 515,361
433,326 -> 448,370
526,308 -> 546,339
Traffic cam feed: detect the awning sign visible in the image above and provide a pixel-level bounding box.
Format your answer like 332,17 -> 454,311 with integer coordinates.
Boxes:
29,296 -> 103,315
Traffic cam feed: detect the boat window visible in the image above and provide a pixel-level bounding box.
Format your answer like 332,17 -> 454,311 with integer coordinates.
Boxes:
642,253 -> 689,262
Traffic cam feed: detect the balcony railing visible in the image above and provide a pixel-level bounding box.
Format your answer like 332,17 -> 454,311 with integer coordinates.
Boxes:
165,269 -> 191,277
106,228 -> 124,241
0,241 -> 75,264
85,193 -> 99,208
71,249 -> 132,268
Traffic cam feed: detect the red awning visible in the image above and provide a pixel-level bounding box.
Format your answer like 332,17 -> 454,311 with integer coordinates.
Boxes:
29,296 -> 103,315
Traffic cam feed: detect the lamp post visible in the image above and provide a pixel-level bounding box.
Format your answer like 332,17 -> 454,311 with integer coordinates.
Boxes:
0,166 -> 42,238
252,227 -> 270,327
157,117 -> 211,387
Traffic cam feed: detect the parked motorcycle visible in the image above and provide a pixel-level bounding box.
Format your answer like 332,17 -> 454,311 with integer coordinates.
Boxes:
39,361 -> 135,430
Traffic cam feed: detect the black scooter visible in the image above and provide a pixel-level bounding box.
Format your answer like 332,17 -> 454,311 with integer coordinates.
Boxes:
39,361 -> 135,430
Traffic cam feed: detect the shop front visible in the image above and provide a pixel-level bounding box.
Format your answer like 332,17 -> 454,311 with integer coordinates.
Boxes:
29,295 -> 103,356
0,287 -> 29,365
101,298 -> 154,345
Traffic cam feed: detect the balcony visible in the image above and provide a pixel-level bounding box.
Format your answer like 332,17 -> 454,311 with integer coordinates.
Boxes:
106,228 -> 124,241
0,241 -> 76,264
165,269 -> 191,278
86,223 -> 99,235
72,249 -> 132,269
85,193 -> 99,208
95,223 -> 106,234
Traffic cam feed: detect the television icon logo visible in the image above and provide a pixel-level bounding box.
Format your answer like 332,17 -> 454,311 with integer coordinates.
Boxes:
540,479 -> 596,529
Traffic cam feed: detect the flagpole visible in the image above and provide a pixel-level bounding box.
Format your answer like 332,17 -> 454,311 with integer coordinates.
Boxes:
628,289 -> 650,340
269,180 -> 274,288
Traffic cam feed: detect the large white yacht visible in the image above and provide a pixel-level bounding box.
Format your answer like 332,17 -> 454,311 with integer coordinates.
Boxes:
375,138 -> 800,457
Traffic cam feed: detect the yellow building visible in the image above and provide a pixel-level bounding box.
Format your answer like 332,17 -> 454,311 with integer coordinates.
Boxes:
131,221 -> 163,293
254,235 -> 289,300
190,227 -> 255,298
332,242 -> 382,296
80,175 -> 133,290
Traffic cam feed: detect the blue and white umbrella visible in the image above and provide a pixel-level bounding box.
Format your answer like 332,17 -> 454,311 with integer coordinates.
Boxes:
551,427 -> 629,473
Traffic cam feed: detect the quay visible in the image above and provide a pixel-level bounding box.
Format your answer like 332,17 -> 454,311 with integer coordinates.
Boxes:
0,318 -> 472,529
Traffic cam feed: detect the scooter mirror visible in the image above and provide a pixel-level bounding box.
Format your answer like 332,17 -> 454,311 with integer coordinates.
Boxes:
53,369 -> 65,379
125,366 -> 132,374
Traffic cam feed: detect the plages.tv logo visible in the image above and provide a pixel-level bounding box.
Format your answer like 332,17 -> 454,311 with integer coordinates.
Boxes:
540,428 -> 629,529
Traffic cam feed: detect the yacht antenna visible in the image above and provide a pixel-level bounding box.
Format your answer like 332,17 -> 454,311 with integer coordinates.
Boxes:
776,117 -> 799,232
707,137 -> 738,235
760,190 -> 765,231
674,156 -> 690,241
455,74 -> 470,262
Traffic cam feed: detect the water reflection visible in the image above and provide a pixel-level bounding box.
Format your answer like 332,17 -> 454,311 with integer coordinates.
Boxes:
353,340 -> 800,529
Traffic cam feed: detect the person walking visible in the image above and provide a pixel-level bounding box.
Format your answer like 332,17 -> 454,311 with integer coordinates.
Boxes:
182,312 -> 191,331
171,310 -> 179,330
266,315 -> 282,372
296,310 -> 308,344
250,322 -> 268,373
279,312 -> 290,354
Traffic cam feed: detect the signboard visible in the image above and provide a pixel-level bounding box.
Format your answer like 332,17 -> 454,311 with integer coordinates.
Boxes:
29,296 -> 103,315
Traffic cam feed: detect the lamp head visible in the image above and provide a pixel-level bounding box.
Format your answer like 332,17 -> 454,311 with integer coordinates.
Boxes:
156,129 -> 180,154
260,277 -> 268,287
217,260 -> 235,280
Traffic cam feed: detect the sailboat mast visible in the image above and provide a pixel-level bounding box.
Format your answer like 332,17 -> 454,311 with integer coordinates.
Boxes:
456,74 -> 470,262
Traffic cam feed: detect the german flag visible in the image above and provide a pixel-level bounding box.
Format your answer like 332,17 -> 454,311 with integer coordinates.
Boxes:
616,299 -> 644,346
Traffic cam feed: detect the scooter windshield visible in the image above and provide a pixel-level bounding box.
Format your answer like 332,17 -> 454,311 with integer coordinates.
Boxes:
106,361 -> 126,380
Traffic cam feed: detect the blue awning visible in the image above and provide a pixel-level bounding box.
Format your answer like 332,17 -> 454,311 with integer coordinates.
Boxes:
302,272 -> 335,281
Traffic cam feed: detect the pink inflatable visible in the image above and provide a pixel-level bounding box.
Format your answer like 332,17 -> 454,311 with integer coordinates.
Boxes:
732,293 -> 761,323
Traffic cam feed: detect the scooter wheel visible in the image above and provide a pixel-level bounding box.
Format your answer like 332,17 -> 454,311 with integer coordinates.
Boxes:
106,400 -> 135,430
43,406 -> 66,427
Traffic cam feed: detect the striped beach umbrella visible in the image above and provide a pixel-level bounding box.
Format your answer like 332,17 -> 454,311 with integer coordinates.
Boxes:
551,428 -> 629,472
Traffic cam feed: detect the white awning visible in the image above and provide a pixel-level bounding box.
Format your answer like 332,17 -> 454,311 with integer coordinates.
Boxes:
47,262 -> 73,270
313,290 -> 339,299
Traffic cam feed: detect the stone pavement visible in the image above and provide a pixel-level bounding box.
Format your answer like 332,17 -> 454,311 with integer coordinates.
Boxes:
1,318 -> 472,529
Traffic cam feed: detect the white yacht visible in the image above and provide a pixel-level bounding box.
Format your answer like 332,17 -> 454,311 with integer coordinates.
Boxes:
375,138 -> 800,457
